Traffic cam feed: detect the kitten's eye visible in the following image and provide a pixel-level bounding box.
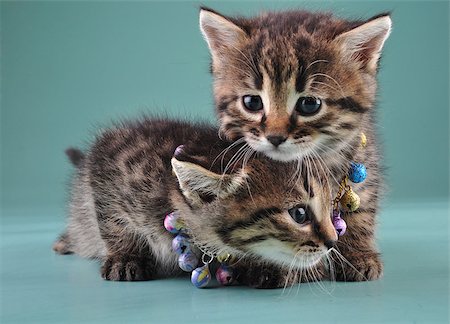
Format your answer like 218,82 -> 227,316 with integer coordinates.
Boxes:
295,97 -> 322,116
242,95 -> 263,112
288,206 -> 311,225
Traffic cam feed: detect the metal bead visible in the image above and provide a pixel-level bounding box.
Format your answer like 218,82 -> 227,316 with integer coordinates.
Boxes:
340,189 -> 360,212
348,162 -> 367,183
216,264 -> 235,286
172,234 -> 190,255
191,265 -> 211,288
332,210 -> 347,236
164,212 -> 184,233
178,251 -> 198,272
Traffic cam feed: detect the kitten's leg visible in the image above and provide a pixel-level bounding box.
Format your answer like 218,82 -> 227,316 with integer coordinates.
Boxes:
96,213 -> 158,281
332,210 -> 383,281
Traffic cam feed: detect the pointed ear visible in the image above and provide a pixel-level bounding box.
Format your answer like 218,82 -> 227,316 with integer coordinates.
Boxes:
171,158 -> 245,204
334,14 -> 392,73
199,7 -> 248,67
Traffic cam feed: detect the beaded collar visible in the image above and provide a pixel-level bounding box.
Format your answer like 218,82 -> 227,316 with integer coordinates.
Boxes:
332,132 -> 368,235
164,213 -> 235,288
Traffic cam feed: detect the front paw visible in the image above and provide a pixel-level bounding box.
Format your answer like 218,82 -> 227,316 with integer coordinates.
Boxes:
101,256 -> 153,281
235,265 -> 291,289
334,251 -> 383,282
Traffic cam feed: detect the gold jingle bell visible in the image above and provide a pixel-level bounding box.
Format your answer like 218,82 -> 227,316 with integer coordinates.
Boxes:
340,188 -> 360,212
217,253 -> 232,263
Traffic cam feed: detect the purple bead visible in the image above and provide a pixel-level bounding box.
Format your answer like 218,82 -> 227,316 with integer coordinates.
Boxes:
216,265 -> 235,286
191,265 -> 211,288
178,251 -> 199,272
348,162 -> 367,183
164,212 -> 183,233
332,211 -> 347,236
174,145 -> 185,158
172,234 -> 190,255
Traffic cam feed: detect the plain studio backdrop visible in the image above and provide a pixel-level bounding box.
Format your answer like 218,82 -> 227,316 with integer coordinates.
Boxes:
1,1 -> 448,323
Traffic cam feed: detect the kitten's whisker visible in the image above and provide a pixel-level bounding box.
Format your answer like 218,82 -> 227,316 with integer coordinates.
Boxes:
309,144 -> 340,189
211,137 -> 245,170
283,251 -> 301,295
330,248 -> 369,282
309,72 -> 346,98
310,80 -> 340,93
305,59 -> 329,71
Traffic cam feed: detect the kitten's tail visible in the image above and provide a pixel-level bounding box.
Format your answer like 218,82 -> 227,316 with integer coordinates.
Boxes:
65,147 -> 85,168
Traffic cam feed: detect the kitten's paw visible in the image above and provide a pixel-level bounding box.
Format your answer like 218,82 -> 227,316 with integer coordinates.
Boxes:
236,265 -> 289,289
52,233 -> 73,255
334,252 -> 383,282
101,256 -> 153,281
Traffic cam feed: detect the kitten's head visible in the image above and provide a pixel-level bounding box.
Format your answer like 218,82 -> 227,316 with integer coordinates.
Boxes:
200,8 -> 391,161
171,154 -> 337,269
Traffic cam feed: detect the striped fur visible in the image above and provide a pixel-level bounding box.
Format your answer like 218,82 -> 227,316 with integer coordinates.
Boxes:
54,118 -> 339,287
200,8 -> 392,281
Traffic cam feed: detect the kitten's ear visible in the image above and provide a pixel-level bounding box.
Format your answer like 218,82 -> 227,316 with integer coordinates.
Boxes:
334,14 -> 392,73
171,158 -> 245,204
199,7 -> 248,67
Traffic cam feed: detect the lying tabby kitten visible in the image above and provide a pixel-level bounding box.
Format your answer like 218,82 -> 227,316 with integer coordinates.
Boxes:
200,8 -> 391,280
53,118 -> 338,288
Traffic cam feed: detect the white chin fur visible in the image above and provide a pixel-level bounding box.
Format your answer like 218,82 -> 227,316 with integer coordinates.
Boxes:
247,141 -> 309,162
263,149 -> 303,162
250,239 -> 325,269
245,136 -> 315,162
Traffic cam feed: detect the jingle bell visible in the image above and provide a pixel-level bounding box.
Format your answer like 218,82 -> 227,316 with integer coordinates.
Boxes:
340,188 -> 360,212
332,210 -> 347,236
348,162 -> 367,183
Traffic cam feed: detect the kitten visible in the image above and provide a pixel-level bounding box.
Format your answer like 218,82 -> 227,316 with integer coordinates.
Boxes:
199,8 -> 391,280
53,118 -> 337,288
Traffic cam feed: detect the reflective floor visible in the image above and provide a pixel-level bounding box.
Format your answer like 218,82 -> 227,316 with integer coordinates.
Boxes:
1,201 -> 448,323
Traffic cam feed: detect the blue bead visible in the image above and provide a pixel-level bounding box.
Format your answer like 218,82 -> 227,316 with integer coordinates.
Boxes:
191,265 -> 211,288
348,162 -> 367,183
172,234 -> 190,255
178,251 -> 198,272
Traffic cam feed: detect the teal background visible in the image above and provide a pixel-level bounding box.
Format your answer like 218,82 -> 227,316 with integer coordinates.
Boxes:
1,1 -> 448,323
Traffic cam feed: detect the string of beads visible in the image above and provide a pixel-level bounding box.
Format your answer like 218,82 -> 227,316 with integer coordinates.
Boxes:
164,212 -> 235,288
332,132 -> 368,236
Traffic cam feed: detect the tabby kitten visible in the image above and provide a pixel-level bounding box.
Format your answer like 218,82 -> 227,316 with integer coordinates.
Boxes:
54,118 -> 337,288
200,8 -> 391,280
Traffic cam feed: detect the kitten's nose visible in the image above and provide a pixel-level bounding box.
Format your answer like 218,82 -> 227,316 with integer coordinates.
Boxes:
266,135 -> 287,147
324,240 -> 337,250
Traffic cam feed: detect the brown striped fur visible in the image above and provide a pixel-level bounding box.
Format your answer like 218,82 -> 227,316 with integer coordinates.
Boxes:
200,8 -> 392,281
54,118 -> 339,288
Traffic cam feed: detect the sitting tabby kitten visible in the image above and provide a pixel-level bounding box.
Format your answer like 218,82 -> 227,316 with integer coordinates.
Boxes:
199,8 -> 391,280
54,118 -> 338,288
